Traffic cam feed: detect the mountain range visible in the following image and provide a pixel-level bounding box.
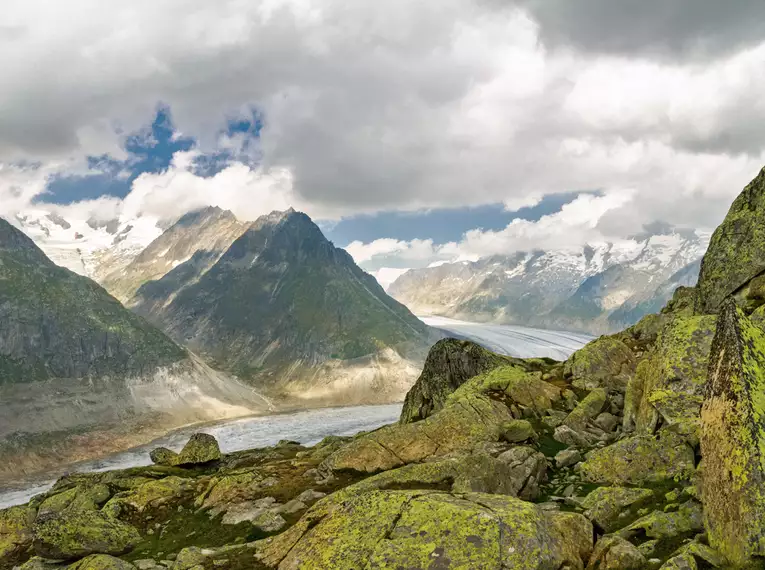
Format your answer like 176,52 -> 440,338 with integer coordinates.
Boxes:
388,229 -> 709,335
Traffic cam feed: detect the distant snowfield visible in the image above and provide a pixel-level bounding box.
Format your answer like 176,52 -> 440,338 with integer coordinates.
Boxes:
421,315 -> 593,361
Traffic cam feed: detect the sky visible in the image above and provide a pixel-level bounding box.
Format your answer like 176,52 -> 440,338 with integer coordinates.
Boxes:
2,0 -> 765,278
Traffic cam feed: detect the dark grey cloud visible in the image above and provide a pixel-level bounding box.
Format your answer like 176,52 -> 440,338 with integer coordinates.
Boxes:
517,0 -> 765,60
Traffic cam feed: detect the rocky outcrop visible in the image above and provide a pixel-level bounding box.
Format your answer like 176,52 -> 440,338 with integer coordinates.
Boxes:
696,167 -> 765,314
399,338 -> 511,423
564,336 -> 637,393
700,299 -> 765,565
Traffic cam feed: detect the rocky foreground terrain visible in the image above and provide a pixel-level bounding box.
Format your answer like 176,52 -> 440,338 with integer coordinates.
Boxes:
5,168 -> 765,569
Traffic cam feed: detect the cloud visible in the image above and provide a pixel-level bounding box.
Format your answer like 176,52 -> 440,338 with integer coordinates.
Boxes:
515,0 -> 765,60
1,0 -> 764,240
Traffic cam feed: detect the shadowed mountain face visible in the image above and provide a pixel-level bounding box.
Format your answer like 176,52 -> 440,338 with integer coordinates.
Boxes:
132,209 -> 435,400
0,217 -> 269,479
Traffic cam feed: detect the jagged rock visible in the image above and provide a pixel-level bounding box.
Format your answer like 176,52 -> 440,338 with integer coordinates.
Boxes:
586,535 -> 646,570
580,431 -> 694,485
581,487 -> 654,533
555,449 -> 582,469
564,336 -> 637,393
399,338 -> 510,423
623,315 -> 715,436
0,505 -> 36,568
669,542 -> 725,568
659,553 -> 697,570
250,511 -> 286,533
564,389 -> 607,431
257,490 -> 593,570
175,434 -> 221,466
696,166 -> 765,314
322,365 -> 555,474
32,510 -> 140,560
149,448 -> 179,467
700,299 -> 765,565
553,425 -> 591,448
68,554 -> 137,570
500,419 -> 537,443
593,412 -> 619,433
619,501 -> 703,541
496,447 -> 548,500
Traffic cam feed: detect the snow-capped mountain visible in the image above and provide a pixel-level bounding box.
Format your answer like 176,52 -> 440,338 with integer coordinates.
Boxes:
13,210 -> 163,282
388,230 -> 710,334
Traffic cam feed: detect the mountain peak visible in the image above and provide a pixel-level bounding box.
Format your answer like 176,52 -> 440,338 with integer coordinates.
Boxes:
0,217 -> 49,261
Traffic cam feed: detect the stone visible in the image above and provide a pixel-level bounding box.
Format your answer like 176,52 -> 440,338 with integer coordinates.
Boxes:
659,553 -> 697,570
250,512 -> 286,533
586,535 -> 646,570
554,449 -> 582,469
553,425 -> 591,448
175,434 -> 221,466
295,489 -> 325,503
580,487 -> 654,533
32,510 -> 140,560
580,431 -> 695,485
103,477 -> 194,516
399,338 -> 511,423
593,412 -> 619,433
68,555 -> 137,570
495,447 -> 548,500
257,490 -> 593,570
696,166 -> 765,313
500,419 -> 537,443
700,299 -> 765,566
149,448 -> 179,467
0,505 -> 36,568
134,559 -> 160,570
564,388 -> 607,432
619,501 -> 703,541
564,336 -> 637,393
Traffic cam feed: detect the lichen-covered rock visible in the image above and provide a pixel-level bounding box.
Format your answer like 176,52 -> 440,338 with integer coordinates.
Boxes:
555,448 -> 582,469
659,552 -> 697,570
257,490 -> 593,570
149,447 -> 179,467
696,167 -> 765,314
0,505 -> 36,568
581,487 -> 654,533
496,447 -> 548,500
32,510 -> 140,560
619,501 -> 703,541
700,299 -> 765,566
623,315 -> 715,435
580,431 -> 694,485
68,554 -> 137,570
195,469 -> 271,513
175,434 -> 221,466
564,389 -> 607,432
104,476 -> 194,516
564,336 -> 637,393
500,419 -> 537,443
586,535 -> 646,570
399,338 -> 510,423
37,484 -> 111,517
323,365 -> 553,474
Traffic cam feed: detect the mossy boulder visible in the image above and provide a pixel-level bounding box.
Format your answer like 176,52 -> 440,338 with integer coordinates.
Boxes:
619,501 -> 703,541
103,476 -> 194,517
323,365 -> 552,474
257,490 -> 593,569
696,167 -> 765,314
32,510 -> 140,560
149,447 -> 179,467
496,446 -> 548,500
68,554 -> 137,570
581,487 -> 654,533
564,336 -> 637,393
195,469 -> 270,512
500,419 -> 537,443
564,388 -> 607,432
700,299 -> 765,566
0,505 -> 36,568
659,552 -> 697,570
580,431 -> 694,485
586,535 -> 646,570
175,434 -> 221,466
623,315 -> 715,436
399,338 -> 510,423
37,485 -> 111,517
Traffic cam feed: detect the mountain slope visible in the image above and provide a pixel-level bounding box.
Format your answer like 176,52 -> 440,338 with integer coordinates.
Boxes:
132,209 -> 436,404
102,206 -> 249,304
0,217 -> 268,479
389,230 -> 709,334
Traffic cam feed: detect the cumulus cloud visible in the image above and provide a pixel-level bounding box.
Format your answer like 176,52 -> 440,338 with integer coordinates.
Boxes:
1,0 -> 764,241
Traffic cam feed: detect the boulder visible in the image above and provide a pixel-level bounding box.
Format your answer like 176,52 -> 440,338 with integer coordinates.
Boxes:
659,553 -> 697,570
32,510 -> 140,560
496,447 -> 548,500
37,485 -> 111,517
564,389 -> 607,432
0,505 -> 36,568
500,419 -> 537,443
103,476 -> 194,516
564,336 -> 637,393
175,434 -> 221,466
399,338 -> 510,423
700,299 -> 765,565
257,490 -> 593,570
149,447 -> 179,467
580,431 -> 694,485
696,166 -> 765,313
586,535 -> 646,570
619,501 -> 703,541
580,487 -> 654,533
623,315 -> 715,435
555,448 -> 582,469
